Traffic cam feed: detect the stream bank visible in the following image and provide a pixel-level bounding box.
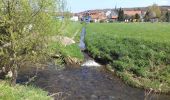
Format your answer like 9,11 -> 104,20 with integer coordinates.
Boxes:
16,26 -> 170,100
17,62 -> 170,100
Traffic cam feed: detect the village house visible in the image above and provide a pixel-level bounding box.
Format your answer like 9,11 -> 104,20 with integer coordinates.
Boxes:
89,11 -> 107,22
124,10 -> 142,16
106,10 -> 118,22
77,10 -> 117,23
124,10 -> 143,22
77,10 -> 144,23
70,16 -> 79,21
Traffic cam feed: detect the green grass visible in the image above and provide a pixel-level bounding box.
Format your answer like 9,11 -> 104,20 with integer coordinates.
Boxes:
86,23 -> 170,92
47,21 -> 84,64
0,81 -> 52,100
87,23 -> 170,43
48,42 -> 84,61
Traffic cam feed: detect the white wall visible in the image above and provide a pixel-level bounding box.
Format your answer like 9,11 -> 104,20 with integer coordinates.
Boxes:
70,16 -> 79,21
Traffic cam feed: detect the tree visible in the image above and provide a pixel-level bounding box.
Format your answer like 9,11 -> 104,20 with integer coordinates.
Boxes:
144,11 -> 150,22
148,4 -> 161,18
135,13 -> 140,22
118,8 -> 124,22
144,10 -> 157,22
0,0 -> 64,85
165,11 -> 170,22
144,4 -> 161,22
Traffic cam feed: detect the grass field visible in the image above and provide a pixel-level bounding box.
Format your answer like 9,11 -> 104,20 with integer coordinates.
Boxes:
86,23 -> 170,92
87,23 -> 170,43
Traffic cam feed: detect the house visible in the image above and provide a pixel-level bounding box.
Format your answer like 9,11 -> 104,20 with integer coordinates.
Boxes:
124,10 -> 142,16
106,10 -> 118,22
77,10 -> 107,22
124,10 -> 142,22
77,9 -> 146,23
89,11 -> 107,22
70,16 -> 79,21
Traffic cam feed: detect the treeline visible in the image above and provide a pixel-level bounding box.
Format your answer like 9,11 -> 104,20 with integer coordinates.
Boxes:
117,4 -> 170,22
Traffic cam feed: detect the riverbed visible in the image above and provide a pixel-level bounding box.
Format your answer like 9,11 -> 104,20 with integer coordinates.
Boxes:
17,62 -> 170,100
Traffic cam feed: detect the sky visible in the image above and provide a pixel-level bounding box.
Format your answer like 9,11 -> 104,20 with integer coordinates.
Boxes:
66,0 -> 170,13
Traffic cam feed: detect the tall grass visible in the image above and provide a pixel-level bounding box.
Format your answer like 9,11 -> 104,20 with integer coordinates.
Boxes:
0,81 -> 52,100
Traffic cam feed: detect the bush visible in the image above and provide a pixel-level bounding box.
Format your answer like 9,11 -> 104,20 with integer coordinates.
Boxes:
99,20 -> 105,23
90,20 -> 95,23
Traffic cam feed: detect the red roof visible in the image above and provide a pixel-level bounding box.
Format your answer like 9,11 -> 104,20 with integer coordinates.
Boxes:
111,16 -> 118,19
124,10 -> 142,16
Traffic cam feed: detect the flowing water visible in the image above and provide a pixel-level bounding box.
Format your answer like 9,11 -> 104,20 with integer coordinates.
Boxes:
17,27 -> 170,100
17,62 -> 170,100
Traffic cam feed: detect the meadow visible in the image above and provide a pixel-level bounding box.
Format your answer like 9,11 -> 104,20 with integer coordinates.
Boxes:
86,23 -> 170,92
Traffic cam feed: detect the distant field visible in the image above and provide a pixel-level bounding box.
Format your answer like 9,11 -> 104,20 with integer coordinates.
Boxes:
86,23 -> 170,43
86,23 -> 170,92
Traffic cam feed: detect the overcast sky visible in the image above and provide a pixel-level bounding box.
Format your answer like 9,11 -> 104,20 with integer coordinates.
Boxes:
66,0 -> 170,13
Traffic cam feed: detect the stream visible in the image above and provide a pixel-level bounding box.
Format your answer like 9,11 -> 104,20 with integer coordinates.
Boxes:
17,27 -> 170,100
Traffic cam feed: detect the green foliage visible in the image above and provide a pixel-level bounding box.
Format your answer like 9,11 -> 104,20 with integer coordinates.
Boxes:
135,13 -> 140,21
118,8 -> 124,21
0,0 -> 63,85
86,23 -> 170,92
148,4 -> 161,18
144,11 -> 150,22
144,4 -> 161,22
165,11 -> 170,22
0,81 -> 52,100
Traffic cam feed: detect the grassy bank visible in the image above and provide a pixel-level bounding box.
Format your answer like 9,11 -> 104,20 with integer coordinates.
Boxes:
0,81 -> 52,100
86,23 -> 170,92
47,21 -> 84,64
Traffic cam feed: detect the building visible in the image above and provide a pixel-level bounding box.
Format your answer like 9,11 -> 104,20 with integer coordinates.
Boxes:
106,10 -> 118,22
124,10 -> 143,22
70,16 -> 79,21
89,11 -> 107,22
124,10 -> 142,16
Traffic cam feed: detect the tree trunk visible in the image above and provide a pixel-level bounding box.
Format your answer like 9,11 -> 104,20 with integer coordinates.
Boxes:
10,64 -> 18,86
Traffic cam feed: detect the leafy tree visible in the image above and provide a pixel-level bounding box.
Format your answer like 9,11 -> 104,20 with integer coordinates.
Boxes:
144,11 -> 150,22
0,0 -> 64,85
165,11 -> 170,22
148,4 -> 161,18
118,8 -> 124,22
135,13 -> 140,22
144,4 -> 161,22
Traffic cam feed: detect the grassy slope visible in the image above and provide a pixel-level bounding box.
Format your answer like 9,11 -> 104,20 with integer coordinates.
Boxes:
0,81 -> 52,100
86,23 -> 170,92
48,21 -> 84,62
